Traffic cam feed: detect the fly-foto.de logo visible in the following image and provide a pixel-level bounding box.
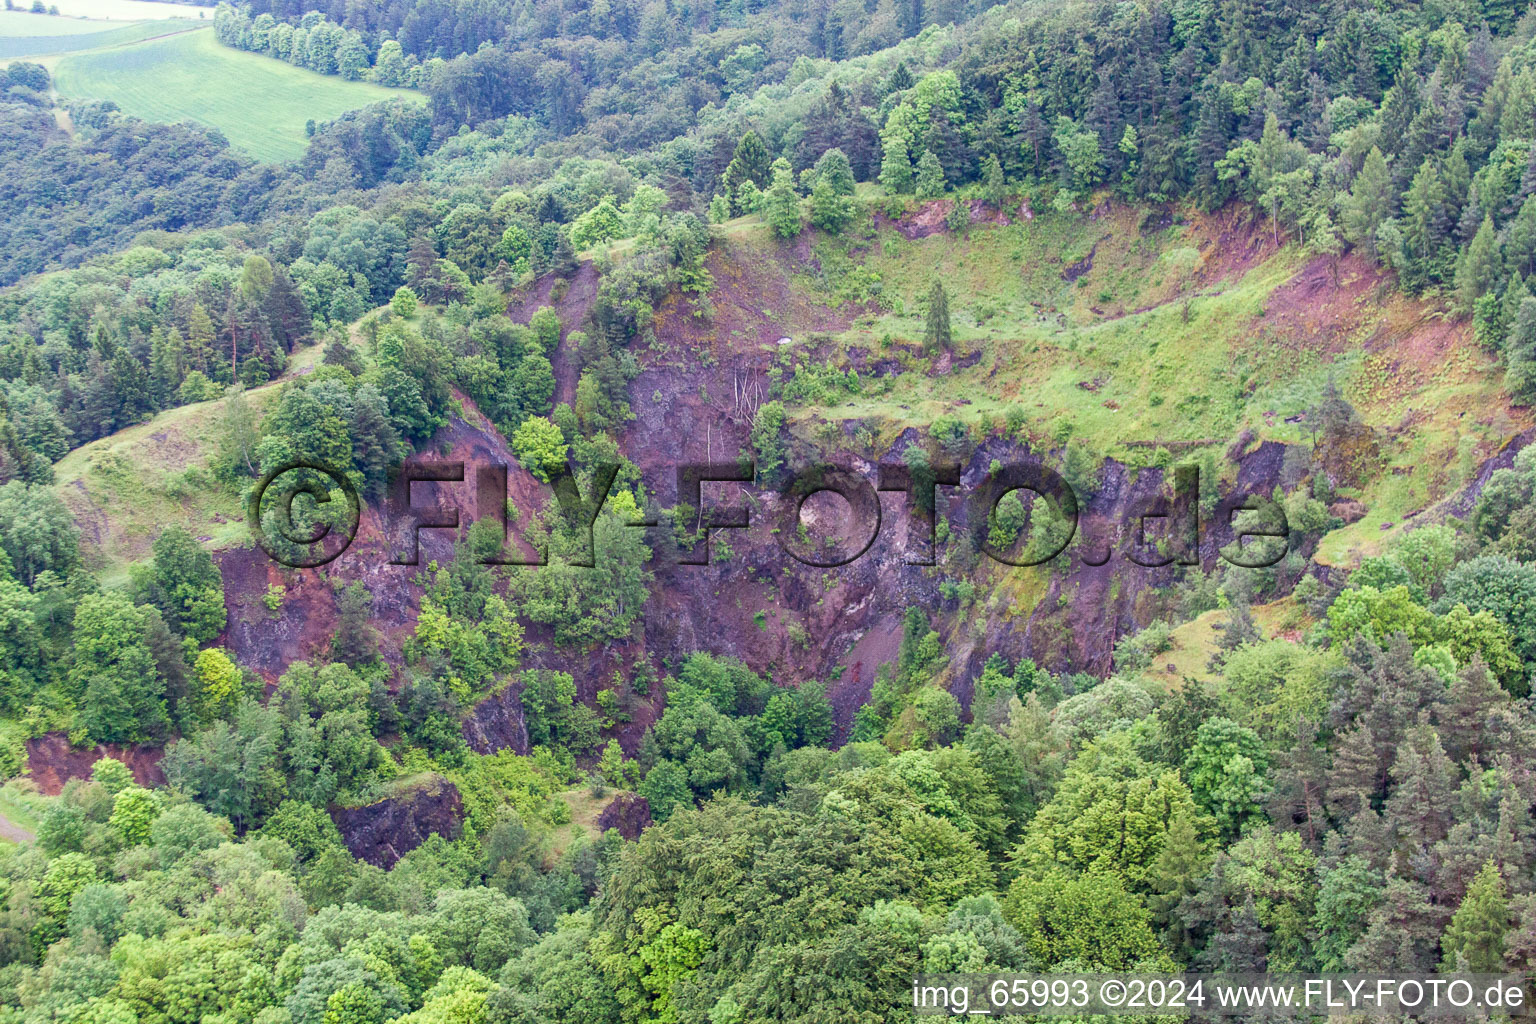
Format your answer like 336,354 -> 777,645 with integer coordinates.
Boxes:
247,458 -> 1291,571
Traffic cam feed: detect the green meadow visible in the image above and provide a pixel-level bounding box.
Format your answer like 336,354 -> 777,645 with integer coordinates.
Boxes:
51,27 -> 420,161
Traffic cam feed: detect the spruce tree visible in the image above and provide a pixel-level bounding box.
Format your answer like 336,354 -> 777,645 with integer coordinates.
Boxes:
1505,297 -> 1536,404
1342,147 -> 1395,258
1457,214 -> 1501,310
879,137 -> 914,194
915,149 -> 945,198
185,303 -> 216,376
763,159 -> 802,239
983,154 -> 1007,209
723,130 -> 772,213
924,281 -> 951,353
1440,861 -> 1510,972
1496,274 -> 1531,350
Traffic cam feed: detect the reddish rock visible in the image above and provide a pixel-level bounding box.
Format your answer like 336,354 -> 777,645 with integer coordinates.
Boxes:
330,774 -> 464,868
596,791 -> 652,839
462,681 -> 531,755
26,732 -> 165,795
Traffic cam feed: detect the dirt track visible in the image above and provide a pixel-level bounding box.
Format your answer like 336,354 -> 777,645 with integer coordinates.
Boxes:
0,813 -> 32,844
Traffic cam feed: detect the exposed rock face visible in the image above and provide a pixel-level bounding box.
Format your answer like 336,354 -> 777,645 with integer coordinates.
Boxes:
596,791 -> 651,839
330,774 -> 464,868
26,733 -> 165,795
1329,498 -> 1367,524
1429,429 -> 1535,521
461,681 -> 531,755
216,403 -> 551,683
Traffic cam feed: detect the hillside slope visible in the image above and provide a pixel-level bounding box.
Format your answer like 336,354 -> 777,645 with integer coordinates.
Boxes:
82,197 -> 1527,744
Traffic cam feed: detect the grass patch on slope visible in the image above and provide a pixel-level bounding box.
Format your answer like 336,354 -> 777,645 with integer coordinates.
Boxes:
762,198 -> 1530,570
0,15 -> 185,58
804,210 -> 1309,455
52,27 -> 419,161
53,339 -> 325,587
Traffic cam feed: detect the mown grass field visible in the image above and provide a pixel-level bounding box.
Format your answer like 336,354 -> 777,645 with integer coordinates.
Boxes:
0,9 -> 132,35
51,27 -> 420,161
42,0 -> 209,20
0,17 -> 186,59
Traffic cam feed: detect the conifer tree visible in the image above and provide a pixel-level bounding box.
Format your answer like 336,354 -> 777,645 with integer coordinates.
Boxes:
185,303 -> 216,376
723,130 -> 773,213
879,137 -> 914,194
762,159 -> 802,239
1457,214 -> 1501,309
810,149 -> 857,233
915,149 -> 946,198
1441,861 -> 1510,972
1342,147 -> 1395,258
924,280 -> 951,353
1506,296 -> 1536,403
983,154 -> 1007,208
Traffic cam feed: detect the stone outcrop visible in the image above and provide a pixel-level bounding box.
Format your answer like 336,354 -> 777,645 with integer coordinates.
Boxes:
330,774 -> 464,868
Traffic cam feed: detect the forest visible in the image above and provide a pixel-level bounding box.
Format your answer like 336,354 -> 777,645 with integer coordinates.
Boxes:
0,0 -> 1535,1020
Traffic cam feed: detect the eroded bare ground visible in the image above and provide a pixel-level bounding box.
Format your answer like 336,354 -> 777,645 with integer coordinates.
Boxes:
198,217 -> 1529,767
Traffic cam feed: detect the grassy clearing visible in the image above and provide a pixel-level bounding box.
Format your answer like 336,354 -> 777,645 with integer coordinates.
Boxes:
0,19 -> 184,58
752,195 -> 1530,571
53,339 -> 323,587
548,788 -> 613,861
1154,596 -> 1308,687
0,9 -> 135,35
0,778 -> 46,841
52,27 -> 419,161
800,205 -> 1313,456
42,0 -> 208,21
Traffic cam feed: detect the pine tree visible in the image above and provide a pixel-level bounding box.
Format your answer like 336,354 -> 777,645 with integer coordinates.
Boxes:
1384,725 -> 1458,848
1441,861 -> 1510,972
1438,659 -> 1513,766
924,281 -> 951,353
1265,717 -> 1329,844
265,268 -> 311,351
184,303 -> 216,376
1326,724 -> 1383,816
1200,896 -> 1268,973
1018,101 -> 1047,178
407,234 -> 441,297
1349,877 -> 1444,971
149,328 -> 184,411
